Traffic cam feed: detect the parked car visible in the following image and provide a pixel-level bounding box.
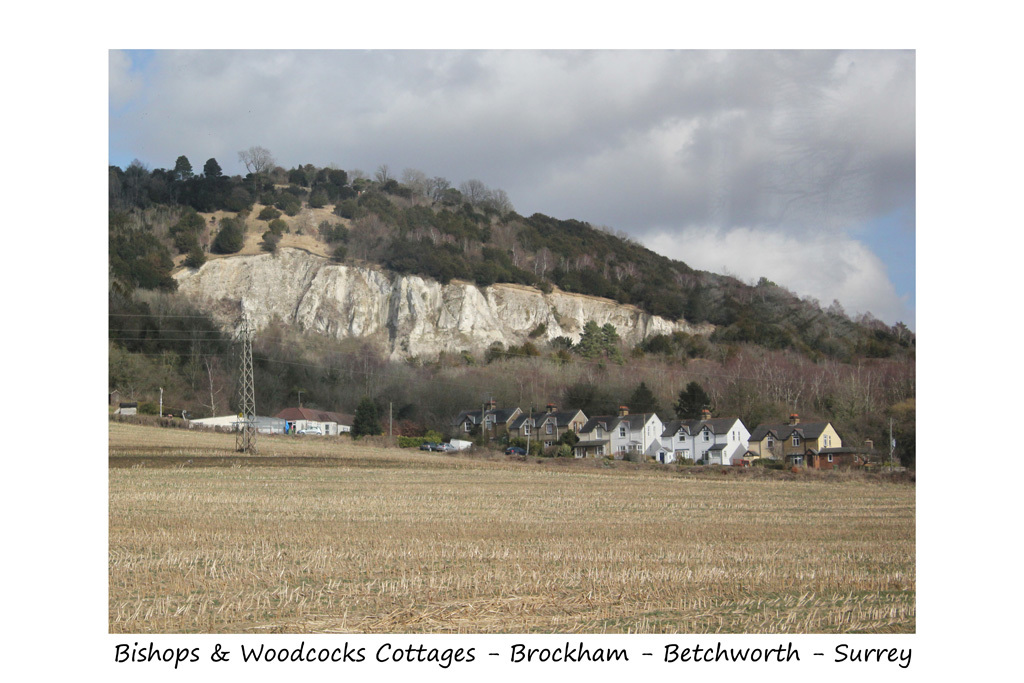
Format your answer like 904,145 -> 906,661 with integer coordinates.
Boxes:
419,442 -> 439,451
437,443 -> 457,452
505,446 -> 527,455
297,427 -> 323,435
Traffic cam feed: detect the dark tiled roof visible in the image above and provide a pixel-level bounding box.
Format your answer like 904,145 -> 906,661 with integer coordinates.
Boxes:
662,417 -> 743,438
452,407 -> 521,427
581,413 -> 659,435
751,421 -> 833,441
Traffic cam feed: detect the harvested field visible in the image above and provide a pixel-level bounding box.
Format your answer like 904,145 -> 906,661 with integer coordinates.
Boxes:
109,423 -> 915,633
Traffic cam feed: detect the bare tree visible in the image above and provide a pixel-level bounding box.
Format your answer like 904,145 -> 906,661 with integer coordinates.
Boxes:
375,164 -> 392,184
203,357 -> 224,417
459,179 -> 488,206
401,168 -> 429,197
238,146 -> 276,175
428,177 -> 451,202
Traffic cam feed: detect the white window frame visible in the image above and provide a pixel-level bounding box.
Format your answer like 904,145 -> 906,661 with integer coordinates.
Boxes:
703,430 -> 710,442
827,454 -> 834,463
619,425 -> 627,438
792,434 -> 801,446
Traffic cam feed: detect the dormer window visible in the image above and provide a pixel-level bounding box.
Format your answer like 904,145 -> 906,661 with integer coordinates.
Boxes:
792,434 -> 801,446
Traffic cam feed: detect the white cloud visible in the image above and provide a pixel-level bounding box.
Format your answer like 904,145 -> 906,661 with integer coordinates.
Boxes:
108,50 -> 140,110
644,227 -> 910,325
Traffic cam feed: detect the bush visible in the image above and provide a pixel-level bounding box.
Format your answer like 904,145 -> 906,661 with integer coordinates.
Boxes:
268,218 -> 288,235
261,230 -> 280,252
334,199 -> 361,219
184,245 -> 206,269
257,206 -> 281,221
309,189 -> 329,209
211,216 -> 244,254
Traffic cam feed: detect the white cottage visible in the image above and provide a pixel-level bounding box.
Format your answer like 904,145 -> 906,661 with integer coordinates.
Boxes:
574,407 -> 664,459
658,410 -> 750,465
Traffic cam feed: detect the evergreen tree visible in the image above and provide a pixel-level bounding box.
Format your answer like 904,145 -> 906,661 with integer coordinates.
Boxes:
628,381 -> 661,415
352,397 -> 382,438
173,155 -> 194,181
203,157 -> 222,179
674,381 -> 711,419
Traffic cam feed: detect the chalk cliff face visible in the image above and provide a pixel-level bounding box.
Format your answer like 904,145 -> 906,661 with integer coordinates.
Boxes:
174,249 -> 710,359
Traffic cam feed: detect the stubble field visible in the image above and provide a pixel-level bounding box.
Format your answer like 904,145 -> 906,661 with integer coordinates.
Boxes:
109,422 -> 915,633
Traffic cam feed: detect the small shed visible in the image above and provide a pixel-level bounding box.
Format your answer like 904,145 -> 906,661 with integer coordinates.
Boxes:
115,402 -> 137,416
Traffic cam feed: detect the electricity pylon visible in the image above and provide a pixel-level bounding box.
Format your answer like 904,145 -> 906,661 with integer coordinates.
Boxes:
236,315 -> 258,454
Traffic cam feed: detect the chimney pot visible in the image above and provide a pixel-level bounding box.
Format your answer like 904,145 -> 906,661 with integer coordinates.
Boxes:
618,405 -> 629,417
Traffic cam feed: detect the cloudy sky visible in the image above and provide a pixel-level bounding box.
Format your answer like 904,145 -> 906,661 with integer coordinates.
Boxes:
110,49 -> 915,327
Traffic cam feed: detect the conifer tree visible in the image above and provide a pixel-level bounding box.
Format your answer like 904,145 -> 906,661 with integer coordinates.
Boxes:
352,397 -> 382,438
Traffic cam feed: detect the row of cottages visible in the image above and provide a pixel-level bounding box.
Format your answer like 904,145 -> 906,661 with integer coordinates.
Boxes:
449,400 -> 859,470
275,407 -> 354,435
747,413 -> 864,469
573,407 -> 664,459
657,410 -> 751,465
452,400 -> 522,439
507,404 -> 588,447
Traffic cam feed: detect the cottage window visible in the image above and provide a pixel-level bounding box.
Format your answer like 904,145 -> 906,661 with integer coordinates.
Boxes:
546,423 -> 554,434
792,455 -> 803,466
619,425 -> 627,437
827,454 -> 834,463
702,430 -> 710,442
767,436 -> 774,448
464,421 -> 472,432
523,424 -> 531,436
792,434 -> 801,446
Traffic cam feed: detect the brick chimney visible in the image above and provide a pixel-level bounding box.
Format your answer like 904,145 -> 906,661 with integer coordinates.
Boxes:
486,399 -> 497,411
789,413 -> 800,425
701,408 -> 711,421
546,403 -> 556,413
618,405 -> 629,417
